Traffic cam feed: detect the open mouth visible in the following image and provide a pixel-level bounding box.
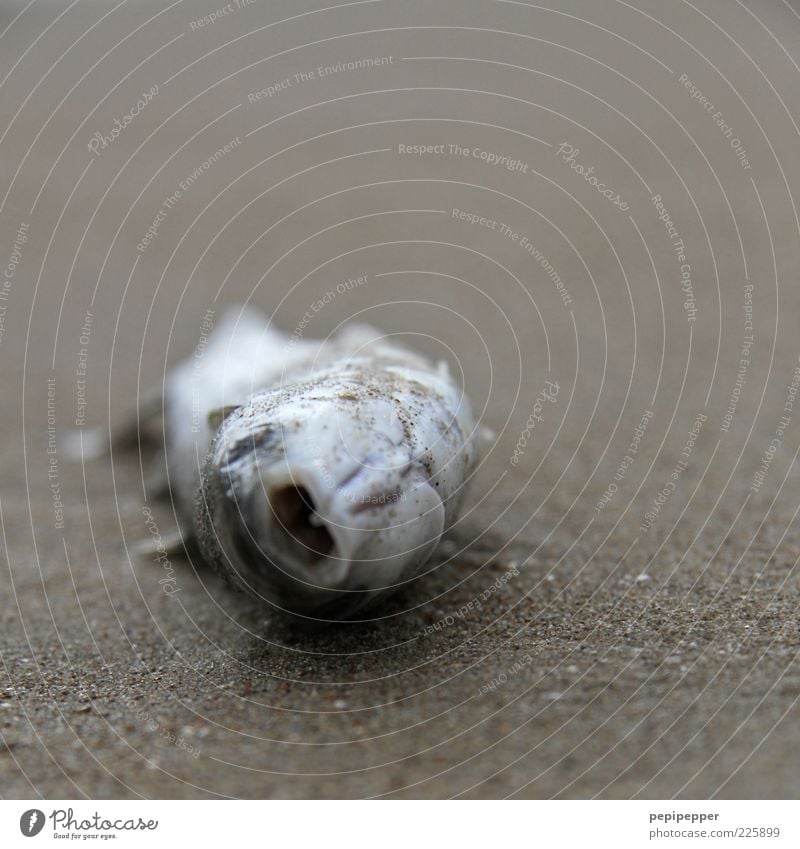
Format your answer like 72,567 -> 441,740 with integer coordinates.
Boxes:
267,483 -> 336,564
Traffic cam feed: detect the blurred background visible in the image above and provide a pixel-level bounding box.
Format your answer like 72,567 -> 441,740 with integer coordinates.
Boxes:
1,0 -> 800,798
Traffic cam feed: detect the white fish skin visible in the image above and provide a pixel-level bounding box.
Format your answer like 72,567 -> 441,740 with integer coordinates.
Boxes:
163,306 -> 477,618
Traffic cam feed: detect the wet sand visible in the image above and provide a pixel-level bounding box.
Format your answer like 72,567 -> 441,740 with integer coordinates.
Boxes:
1,0 -> 799,798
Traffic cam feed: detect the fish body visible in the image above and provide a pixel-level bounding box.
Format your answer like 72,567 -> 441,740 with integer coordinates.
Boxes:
160,306 -> 477,618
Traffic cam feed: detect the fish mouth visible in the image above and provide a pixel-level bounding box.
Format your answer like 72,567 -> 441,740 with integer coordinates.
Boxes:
231,458 -> 446,605
266,482 -> 335,564
238,463 -> 366,592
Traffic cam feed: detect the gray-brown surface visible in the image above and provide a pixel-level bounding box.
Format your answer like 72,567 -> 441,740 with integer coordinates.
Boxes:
2,0 -> 800,798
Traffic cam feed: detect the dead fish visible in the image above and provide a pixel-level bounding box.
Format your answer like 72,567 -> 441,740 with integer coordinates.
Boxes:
153,305 -> 478,618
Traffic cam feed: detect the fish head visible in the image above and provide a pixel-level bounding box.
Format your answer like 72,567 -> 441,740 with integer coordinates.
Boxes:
211,392 -> 448,618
